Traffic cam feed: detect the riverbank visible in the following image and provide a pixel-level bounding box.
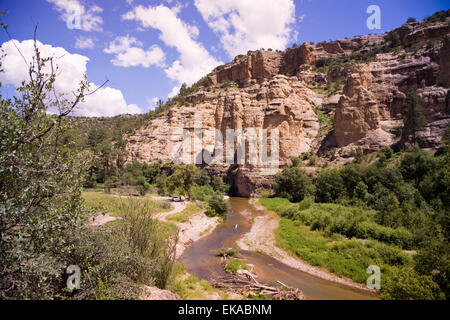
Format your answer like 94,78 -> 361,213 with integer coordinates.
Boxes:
151,197 -> 241,300
151,197 -> 221,258
237,199 -> 374,293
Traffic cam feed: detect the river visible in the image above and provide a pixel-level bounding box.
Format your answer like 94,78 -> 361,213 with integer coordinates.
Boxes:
180,197 -> 377,300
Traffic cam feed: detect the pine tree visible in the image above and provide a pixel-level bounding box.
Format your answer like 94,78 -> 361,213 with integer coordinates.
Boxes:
402,89 -> 426,146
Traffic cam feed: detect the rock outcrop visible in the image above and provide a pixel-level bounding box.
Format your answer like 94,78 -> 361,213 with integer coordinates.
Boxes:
127,75 -> 320,167
126,11 -> 450,196
141,286 -> 181,300
334,50 -> 449,151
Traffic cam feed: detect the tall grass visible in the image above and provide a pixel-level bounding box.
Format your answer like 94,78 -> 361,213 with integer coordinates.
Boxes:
82,191 -> 172,217
259,197 -> 292,212
117,198 -> 178,288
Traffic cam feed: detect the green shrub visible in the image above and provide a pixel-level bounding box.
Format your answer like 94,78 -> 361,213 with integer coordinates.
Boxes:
218,247 -> 239,257
137,181 -> 150,196
260,189 -> 273,198
274,167 -> 314,202
315,169 -> 346,203
211,176 -> 230,194
381,267 -> 444,300
206,194 -> 228,218
291,156 -> 302,167
300,152 -> 311,161
118,199 -> 178,289
400,147 -> 437,186
354,181 -> 370,201
105,176 -> 122,191
225,259 -> 248,274
259,197 -> 292,213
190,185 -> 215,201
414,237 -> 450,299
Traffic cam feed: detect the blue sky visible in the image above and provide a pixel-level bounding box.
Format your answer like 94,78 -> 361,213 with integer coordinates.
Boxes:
0,0 -> 448,116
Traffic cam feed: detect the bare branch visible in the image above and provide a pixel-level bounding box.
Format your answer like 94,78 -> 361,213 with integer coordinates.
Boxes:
2,26 -> 28,68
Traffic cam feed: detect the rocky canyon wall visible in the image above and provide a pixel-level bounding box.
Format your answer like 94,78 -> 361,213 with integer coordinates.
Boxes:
126,12 -> 450,196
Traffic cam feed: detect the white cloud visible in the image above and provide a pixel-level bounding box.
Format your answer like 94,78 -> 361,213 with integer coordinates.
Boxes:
111,46 -> 165,68
104,35 -> 141,54
194,0 -> 296,57
104,35 -> 165,68
0,39 -> 142,117
167,85 -> 180,99
75,36 -> 95,49
147,97 -> 160,111
123,5 -> 222,86
46,0 -> 103,32
298,14 -> 306,23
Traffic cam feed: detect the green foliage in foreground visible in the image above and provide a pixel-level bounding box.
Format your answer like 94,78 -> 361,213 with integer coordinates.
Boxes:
0,38 -> 178,299
116,199 -> 178,289
0,39 -> 90,299
61,196 -> 179,300
225,259 -> 248,275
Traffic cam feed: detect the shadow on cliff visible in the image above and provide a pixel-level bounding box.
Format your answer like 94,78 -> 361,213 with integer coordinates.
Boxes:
317,130 -> 338,154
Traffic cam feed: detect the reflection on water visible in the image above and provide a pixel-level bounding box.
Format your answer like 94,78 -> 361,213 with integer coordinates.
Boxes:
180,197 -> 377,300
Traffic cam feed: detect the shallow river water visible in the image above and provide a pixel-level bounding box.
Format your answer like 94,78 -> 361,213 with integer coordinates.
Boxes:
180,197 -> 377,300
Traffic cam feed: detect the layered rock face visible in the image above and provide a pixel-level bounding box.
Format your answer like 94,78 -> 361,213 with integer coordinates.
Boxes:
127,13 -> 450,196
334,24 -> 450,152
127,75 -> 320,167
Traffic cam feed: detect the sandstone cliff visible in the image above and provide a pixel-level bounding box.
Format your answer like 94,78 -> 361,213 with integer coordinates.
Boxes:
126,11 -> 450,196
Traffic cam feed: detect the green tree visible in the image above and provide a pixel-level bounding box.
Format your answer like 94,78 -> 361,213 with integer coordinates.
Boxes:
206,194 -> 229,218
340,164 -> 364,197
402,89 -> 426,146
315,169 -> 346,203
399,147 -> 436,187
381,267 -> 444,300
211,176 -> 229,193
414,237 -> 450,299
354,181 -> 370,202
105,175 -> 122,193
194,168 -> 211,185
166,164 -> 197,199
384,32 -> 402,49
274,167 -> 314,202
291,156 -> 301,167
179,83 -> 188,96
0,37 -> 90,298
